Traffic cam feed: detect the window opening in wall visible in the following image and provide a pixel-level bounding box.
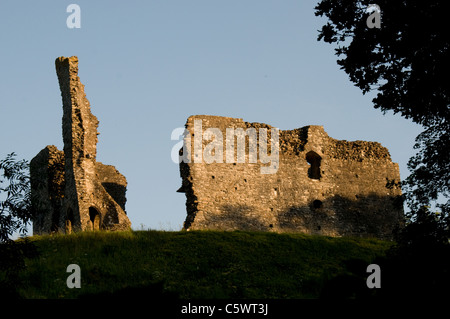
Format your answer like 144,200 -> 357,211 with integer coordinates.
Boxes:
306,151 -> 321,180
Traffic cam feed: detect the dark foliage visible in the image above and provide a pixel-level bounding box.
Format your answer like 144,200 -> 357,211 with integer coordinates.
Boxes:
0,153 -> 34,242
0,154 -> 39,298
315,0 -> 449,224
315,0 -> 449,213
376,208 -> 450,299
315,0 -> 450,298
315,0 -> 449,126
404,122 -> 450,216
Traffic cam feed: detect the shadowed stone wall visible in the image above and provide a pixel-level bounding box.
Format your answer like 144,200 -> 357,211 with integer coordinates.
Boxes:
178,115 -> 403,239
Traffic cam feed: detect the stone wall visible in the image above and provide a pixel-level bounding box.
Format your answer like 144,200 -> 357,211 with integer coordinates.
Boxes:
31,56 -> 131,234
178,115 -> 403,239
30,145 -> 65,233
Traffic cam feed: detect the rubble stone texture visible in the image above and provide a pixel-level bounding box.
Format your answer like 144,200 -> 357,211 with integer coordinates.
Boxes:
31,56 -> 131,234
178,115 -> 403,239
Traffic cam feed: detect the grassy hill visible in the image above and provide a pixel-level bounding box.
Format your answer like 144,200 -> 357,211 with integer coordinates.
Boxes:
16,230 -> 391,299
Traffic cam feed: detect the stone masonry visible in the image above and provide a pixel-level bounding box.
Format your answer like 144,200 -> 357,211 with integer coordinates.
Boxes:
178,115 -> 403,239
31,56 -> 131,234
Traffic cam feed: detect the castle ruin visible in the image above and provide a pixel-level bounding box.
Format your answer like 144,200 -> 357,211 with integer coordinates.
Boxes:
178,115 -> 403,239
29,57 -> 402,238
31,56 -> 131,234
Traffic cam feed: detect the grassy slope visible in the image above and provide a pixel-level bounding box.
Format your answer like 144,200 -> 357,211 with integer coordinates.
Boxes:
18,230 -> 391,299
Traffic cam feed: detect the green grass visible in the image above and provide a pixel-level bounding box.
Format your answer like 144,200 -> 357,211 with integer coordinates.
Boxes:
17,230 -> 392,299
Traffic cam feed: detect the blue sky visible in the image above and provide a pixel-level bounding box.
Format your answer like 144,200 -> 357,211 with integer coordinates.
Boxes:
0,1 -> 422,235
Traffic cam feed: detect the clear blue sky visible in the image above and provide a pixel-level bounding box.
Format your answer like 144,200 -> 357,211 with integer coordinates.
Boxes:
0,1 -> 422,236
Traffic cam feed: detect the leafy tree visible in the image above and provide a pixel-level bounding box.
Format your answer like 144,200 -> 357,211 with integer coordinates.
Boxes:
314,0 -> 449,220
0,153 -> 33,242
0,153 -> 38,299
315,0 -> 450,298
405,122 -> 449,219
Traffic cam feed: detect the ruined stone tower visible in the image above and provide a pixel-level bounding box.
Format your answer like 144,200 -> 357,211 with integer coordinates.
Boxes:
31,56 -> 131,234
178,115 -> 403,239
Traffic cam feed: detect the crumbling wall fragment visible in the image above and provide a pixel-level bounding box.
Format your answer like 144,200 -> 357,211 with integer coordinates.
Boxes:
178,115 -> 403,239
31,56 -> 131,234
30,145 -> 65,233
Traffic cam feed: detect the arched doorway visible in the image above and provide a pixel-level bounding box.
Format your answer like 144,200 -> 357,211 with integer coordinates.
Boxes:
89,207 -> 101,231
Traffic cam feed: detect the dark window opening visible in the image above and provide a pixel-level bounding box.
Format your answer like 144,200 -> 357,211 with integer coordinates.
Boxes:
313,200 -> 323,209
89,207 -> 101,231
306,151 -> 321,180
